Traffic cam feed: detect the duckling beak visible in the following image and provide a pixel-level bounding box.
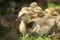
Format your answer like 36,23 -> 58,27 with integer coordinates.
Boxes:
16,18 -> 18,21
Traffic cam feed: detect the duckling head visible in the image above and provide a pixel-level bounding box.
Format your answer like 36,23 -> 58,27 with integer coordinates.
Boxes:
45,7 -> 55,17
33,7 -> 42,13
30,2 -> 38,8
18,7 -> 29,17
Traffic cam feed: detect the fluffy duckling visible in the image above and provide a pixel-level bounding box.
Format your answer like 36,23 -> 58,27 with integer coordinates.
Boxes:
45,7 -> 60,22
46,8 -> 60,26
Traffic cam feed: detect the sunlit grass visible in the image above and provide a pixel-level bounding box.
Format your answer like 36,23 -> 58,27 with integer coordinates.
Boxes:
19,34 -> 51,40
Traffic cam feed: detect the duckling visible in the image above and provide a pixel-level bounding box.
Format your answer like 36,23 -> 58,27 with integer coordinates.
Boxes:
45,7 -> 60,22
46,8 -> 60,27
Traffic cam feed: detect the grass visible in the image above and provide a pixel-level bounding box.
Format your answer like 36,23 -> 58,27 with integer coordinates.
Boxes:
19,34 -> 51,40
